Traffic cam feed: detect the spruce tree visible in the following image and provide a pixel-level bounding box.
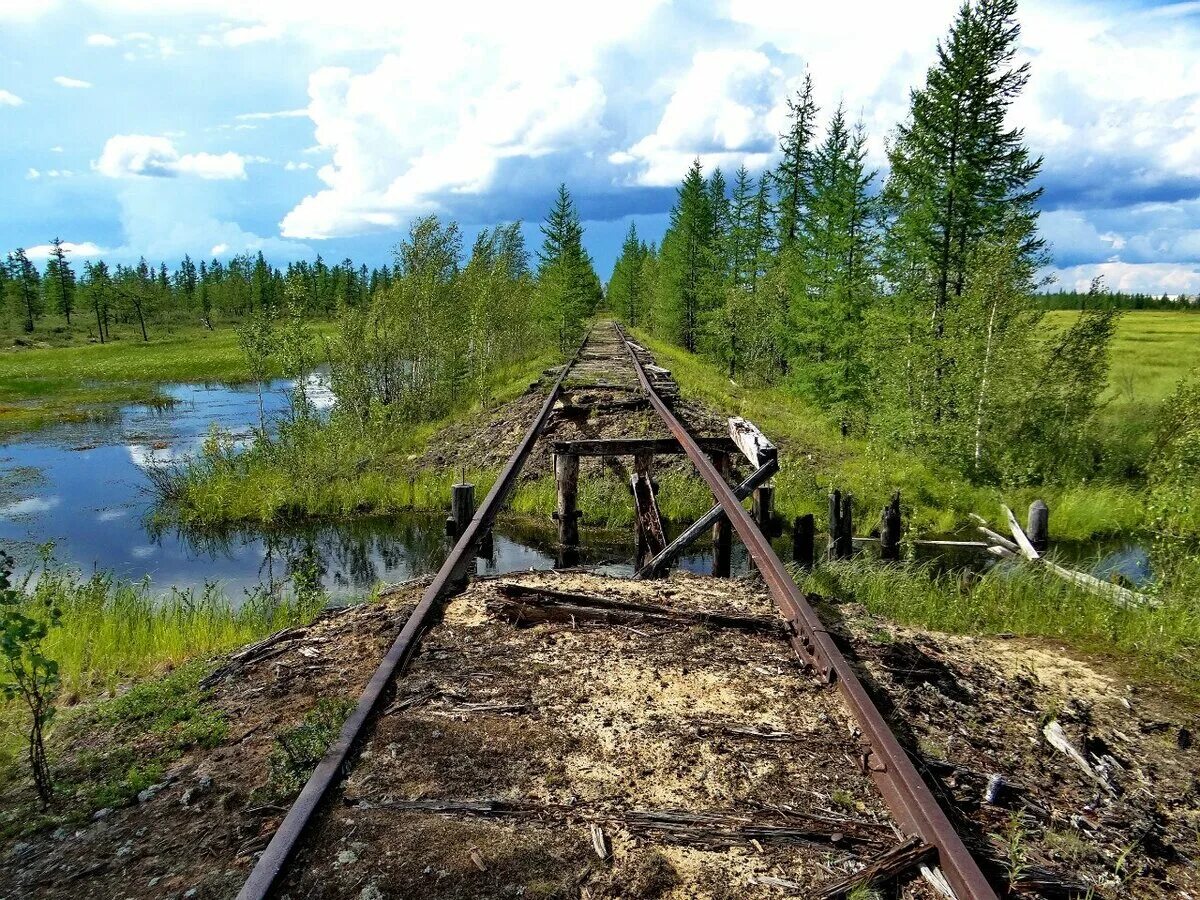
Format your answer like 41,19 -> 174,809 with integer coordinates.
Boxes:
537,184 -> 599,352
772,73 -> 818,250
44,238 -> 76,325
607,222 -> 646,327
659,159 -> 718,352
7,249 -> 41,333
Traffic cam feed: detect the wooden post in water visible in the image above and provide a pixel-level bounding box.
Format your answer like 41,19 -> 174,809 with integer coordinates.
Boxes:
555,452 -> 580,547
753,484 -> 775,535
711,453 -> 733,577
1027,499 -> 1049,553
450,481 -> 475,540
880,491 -> 902,562
793,513 -> 815,571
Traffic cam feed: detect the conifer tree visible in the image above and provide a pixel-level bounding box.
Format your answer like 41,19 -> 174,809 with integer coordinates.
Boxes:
607,222 -> 646,327
44,238 -> 75,325
883,0 -> 1045,428
792,105 -> 878,411
537,184 -> 599,352
658,159 -> 718,352
6,249 -> 41,333
772,74 -> 818,251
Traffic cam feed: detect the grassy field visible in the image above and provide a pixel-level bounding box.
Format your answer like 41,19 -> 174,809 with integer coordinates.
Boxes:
1045,309 -> 1199,411
0,322 -> 327,437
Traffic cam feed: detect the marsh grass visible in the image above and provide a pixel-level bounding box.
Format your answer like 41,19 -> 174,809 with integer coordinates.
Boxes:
0,324 -> 336,436
157,351 -> 559,527
803,557 -> 1200,685
0,564 -> 327,788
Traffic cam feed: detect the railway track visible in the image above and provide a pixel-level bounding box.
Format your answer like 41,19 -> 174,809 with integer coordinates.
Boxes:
235,322 -> 999,900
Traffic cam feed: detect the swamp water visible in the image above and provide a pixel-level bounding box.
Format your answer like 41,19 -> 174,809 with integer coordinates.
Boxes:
0,378 -> 743,602
0,378 -> 1150,602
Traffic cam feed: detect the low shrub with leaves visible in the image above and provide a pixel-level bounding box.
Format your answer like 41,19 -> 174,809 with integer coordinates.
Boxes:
0,551 -> 61,806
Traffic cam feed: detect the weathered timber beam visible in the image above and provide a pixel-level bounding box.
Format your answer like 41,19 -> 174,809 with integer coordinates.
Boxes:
351,797 -> 891,853
632,469 -> 666,565
635,457 -> 778,579
728,416 -> 778,467
811,836 -> 936,900
490,583 -> 787,635
1001,505 -> 1153,608
551,437 -> 736,457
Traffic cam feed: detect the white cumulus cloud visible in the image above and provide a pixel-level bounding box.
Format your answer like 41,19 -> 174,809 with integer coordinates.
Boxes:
26,241 -> 107,261
95,135 -> 249,180
54,75 -> 93,89
613,48 -> 789,187
0,88 -> 23,106
86,32 -> 118,46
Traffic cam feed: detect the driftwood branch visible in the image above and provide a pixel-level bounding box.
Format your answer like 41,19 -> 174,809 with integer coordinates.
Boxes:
491,583 -> 787,636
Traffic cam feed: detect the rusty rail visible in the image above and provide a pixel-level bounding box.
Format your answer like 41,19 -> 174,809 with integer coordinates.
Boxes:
235,330 -> 592,900
615,324 -> 997,900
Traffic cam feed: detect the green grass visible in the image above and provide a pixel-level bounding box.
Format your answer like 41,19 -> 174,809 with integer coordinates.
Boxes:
806,556 -> 1200,687
634,329 -> 1168,540
0,321 -> 337,436
161,351 -> 560,527
0,661 -> 231,838
1045,309 -> 1200,410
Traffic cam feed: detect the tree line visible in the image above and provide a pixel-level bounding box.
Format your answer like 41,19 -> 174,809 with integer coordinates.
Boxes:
0,241 -> 404,341
606,0 -> 1123,486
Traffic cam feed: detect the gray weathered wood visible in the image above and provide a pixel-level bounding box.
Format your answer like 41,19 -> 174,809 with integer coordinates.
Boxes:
711,453 -> 732,577
554,453 -> 580,546
632,452 -> 665,570
635,457 -> 778,579
551,437 -> 736,457
1028,499 -> 1049,552
793,514 -> 815,571
880,491 -> 902,561
728,416 -> 778,467
450,482 -> 475,541
828,490 -> 854,559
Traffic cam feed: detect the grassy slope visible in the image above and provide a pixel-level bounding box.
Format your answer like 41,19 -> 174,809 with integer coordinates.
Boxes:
634,328 -> 1152,540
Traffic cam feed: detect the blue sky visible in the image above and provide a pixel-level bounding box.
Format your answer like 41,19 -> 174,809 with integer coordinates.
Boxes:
4,0 -> 1200,293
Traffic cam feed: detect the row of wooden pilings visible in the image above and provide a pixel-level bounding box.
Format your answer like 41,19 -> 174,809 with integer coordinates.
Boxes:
449,451 -> 1051,576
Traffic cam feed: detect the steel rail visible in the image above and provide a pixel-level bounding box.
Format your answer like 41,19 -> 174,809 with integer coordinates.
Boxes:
235,328 -> 594,900
615,324 -> 997,900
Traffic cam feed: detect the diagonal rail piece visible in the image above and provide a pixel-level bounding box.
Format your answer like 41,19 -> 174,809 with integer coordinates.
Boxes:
614,324 -> 997,900
235,328 -> 594,900
635,457 -> 778,579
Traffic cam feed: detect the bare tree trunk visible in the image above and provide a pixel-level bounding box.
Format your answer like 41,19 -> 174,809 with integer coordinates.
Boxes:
973,297 -> 999,469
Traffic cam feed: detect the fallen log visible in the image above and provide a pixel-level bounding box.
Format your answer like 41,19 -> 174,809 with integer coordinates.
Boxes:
1001,505 -> 1152,609
811,836 -> 935,899
491,583 -> 787,636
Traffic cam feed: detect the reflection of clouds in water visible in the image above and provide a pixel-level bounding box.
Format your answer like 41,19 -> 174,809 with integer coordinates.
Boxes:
0,496 -> 61,517
302,373 -> 336,411
130,546 -> 156,559
126,443 -> 177,469
97,509 -> 129,522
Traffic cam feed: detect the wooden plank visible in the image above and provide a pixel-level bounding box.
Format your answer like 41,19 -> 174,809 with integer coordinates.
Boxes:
551,437 -> 736,457
632,466 -> 666,569
728,416 -> 777,467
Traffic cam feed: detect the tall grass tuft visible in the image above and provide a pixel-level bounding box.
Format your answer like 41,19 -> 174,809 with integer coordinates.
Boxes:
20,565 -> 327,700
802,557 -> 1200,685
